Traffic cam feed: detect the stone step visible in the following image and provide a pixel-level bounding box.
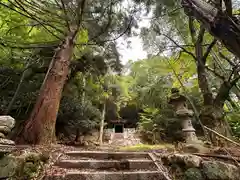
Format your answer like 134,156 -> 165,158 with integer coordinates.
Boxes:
65,151 -> 150,160
44,171 -> 166,180
55,159 -> 156,170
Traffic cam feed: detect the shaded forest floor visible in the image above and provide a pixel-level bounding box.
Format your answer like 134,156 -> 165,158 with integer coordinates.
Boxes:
1,143 -> 240,179
33,144 -> 240,178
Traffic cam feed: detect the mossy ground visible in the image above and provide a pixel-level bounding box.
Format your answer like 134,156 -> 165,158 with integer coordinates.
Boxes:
118,143 -> 175,151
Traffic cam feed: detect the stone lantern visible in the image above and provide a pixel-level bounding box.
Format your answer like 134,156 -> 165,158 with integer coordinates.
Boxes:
169,88 -> 198,144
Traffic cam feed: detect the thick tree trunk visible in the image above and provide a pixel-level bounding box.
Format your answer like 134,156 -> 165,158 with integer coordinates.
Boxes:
197,64 -> 232,141
182,0 -> 240,59
74,75 -> 86,143
99,102 -> 106,146
193,24 -> 231,142
200,105 -> 232,145
16,27 -> 78,145
196,63 -> 231,140
196,58 -> 214,106
195,26 -> 214,106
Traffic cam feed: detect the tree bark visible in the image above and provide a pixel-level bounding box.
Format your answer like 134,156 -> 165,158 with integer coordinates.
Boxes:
74,75 -> 86,143
192,23 -> 231,142
74,128 -> 80,142
16,27 -> 78,145
195,36 -> 214,106
181,0 -> 240,59
99,102 -> 106,146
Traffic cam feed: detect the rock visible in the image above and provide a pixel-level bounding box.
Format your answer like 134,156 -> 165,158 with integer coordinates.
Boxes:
0,151 -> 49,179
183,155 -> 202,168
20,161 -> 40,179
202,160 -> 240,180
0,133 -> 5,138
184,168 -> 204,180
166,154 -> 202,168
0,126 -> 12,134
0,116 -> 15,130
0,116 -> 15,146
83,130 -> 99,143
168,153 -> 185,164
39,151 -> 50,163
24,152 -> 41,162
0,155 -> 18,179
83,141 -> 89,146
182,143 -> 210,153
0,138 -> 15,145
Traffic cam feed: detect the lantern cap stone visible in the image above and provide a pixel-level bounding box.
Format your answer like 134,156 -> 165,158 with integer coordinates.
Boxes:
176,109 -> 194,117
169,88 -> 187,104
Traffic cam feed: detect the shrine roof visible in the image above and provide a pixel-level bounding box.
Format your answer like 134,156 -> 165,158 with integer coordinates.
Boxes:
109,119 -> 127,124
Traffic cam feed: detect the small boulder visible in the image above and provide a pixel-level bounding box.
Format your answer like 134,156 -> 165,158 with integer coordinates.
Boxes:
183,155 -> 202,168
0,126 -> 11,134
0,133 -> 4,138
202,160 -> 240,180
24,152 -> 41,162
0,116 -> 16,146
184,168 -> 204,180
168,153 -> 185,165
182,143 -> 210,153
15,152 -> 49,179
165,154 -> 202,168
0,116 -> 15,130
0,155 -> 18,179
0,151 -> 49,179
0,138 -> 15,145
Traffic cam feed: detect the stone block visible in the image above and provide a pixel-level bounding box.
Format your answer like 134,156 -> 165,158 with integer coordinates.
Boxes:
65,171 -> 164,180
55,159 -> 156,170
202,160 -> 240,180
65,151 -> 150,160
0,116 -> 15,130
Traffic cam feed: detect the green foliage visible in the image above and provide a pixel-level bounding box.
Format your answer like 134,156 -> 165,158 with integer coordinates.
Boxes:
227,112 -> 240,139
123,55 -> 208,143
124,57 -> 183,143
0,0 -> 134,142
137,106 -> 183,143
0,66 -> 43,119
57,97 -> 101,138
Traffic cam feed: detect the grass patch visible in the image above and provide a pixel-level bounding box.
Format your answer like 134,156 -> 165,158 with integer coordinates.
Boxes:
119,143 -> 175,152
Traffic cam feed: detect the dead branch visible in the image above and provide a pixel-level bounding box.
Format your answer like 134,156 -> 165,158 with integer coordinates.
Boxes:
193,153 -> 240,162
203,126 -> 240,147
202,39 -> 217,61
160,33 -> 196,60
149,153 -> 172,180
223,148 -> 240,167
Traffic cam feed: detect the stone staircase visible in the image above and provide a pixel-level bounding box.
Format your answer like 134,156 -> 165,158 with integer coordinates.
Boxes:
43,151 -> 169,180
